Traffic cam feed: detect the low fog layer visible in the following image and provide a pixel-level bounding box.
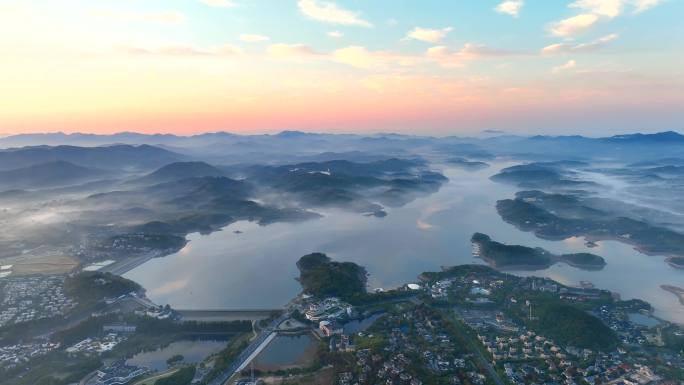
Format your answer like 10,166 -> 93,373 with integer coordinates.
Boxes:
1,130 -> 684,273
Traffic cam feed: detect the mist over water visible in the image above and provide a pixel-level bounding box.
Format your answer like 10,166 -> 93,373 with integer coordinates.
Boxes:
125,162 -> 684,324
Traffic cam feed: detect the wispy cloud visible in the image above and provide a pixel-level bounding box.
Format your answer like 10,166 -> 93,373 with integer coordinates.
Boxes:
553,0 -> 666,37
549,13 -> 599,37
297,0 -> 372,27
405,27 -> 453,43
542,33 -> 619,54
495,0 -> 524,17
552,59 -> 577,73
198,0 -> 235,8
633,0 -> 664,13
240,34 -> 270,42
327,31 -> 343,38
427,43 -> 517,67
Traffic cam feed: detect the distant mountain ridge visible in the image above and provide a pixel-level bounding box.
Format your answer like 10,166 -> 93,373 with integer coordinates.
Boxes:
134,161 -> 225,184
2,130 -> 682,148
0,144 -> 184,171
0,161 -> 109,190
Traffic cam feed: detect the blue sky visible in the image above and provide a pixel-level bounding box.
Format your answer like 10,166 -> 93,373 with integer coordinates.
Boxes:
0,0 -> 682,135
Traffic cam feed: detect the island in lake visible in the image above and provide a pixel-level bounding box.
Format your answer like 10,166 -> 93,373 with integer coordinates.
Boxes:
471,232 -> 606,271
296,252 -> 367,300
445,157 -> 489,170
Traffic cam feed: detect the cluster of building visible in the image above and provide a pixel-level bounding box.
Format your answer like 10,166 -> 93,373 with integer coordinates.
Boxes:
336,307 -> 481,385
458,308 -> 519,333
428,278 -> 455,299
90,360 -> 148,385
499,353 -> 662,385
0,342 -> 61,368
429,273 -> 505,305
478,330 -> 567,363
304,297 -> 353,322
65,333 -> 127,355
594,305 -> 662,346
0,275 -> 77,326
136,305 -> 176,320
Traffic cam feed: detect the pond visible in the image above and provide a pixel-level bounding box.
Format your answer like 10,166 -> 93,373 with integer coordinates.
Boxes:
252,333 -> 318,371
126,338 -> 228,371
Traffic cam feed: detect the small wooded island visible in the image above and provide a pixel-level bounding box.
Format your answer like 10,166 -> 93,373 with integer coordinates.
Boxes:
471,232 -> 606,271
296,252 -> 367,300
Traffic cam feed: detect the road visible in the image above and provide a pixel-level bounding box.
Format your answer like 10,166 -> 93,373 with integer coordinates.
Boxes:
451,308 -> 506,385
207,312 -> 289,385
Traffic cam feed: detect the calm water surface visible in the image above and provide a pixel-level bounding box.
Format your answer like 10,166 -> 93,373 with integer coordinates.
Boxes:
253,334 -> 317,368
126,163 -> 684,323
126,339 -> 227,371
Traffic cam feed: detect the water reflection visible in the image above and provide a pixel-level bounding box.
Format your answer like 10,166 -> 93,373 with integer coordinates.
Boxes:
125,163 -> 684,323
126,339 -> 228,371
252,334 -> 317,371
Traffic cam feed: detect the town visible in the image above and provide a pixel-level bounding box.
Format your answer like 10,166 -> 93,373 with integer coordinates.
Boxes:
0,262 -> 683,385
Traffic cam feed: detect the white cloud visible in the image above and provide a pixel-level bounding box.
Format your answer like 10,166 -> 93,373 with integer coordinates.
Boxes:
327,31 -> 343,38
549,13 -> 599,37
297,0 -> 372,27
333,46 -> 384,69
633,0 -> 664,13
198,0 -> 234,8
240,34 -> 269,42
542,33 -> 619,54
573,33 -> 619,51
549,1 -> 664,39
570,0 -> 624,18
405,27 -> 452,43
570,0 -> 664,17
552,59 -> 577,73
495,0 -> 524,17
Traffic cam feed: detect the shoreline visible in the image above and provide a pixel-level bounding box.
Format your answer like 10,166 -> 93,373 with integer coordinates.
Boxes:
665,257 -> 684,270
471,234 -> 606,272
661,285 -> 684,307
498,210 -> 684,266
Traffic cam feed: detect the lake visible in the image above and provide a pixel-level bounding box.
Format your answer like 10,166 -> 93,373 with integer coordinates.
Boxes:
125,162 -> 684,324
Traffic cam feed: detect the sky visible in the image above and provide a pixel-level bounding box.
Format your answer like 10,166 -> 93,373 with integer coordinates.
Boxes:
1,0 -> 682,136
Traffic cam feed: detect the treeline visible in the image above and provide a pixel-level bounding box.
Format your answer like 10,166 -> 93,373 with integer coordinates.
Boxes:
296,253 -> 367,300
527,301 -> 618,350
2,353 -> 101,385
64,271 -> 142,304
53,314 -> 252,346
202,337 -> 249,384
156,366 -> 196,385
